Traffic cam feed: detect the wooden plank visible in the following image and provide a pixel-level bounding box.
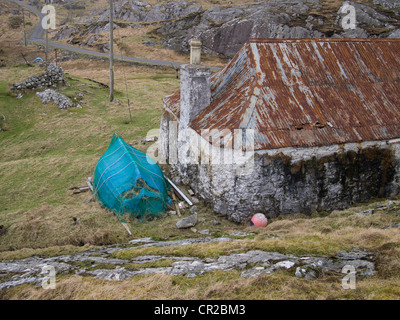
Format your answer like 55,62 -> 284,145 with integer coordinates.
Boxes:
171,191 -> 181,216
87,179 -> 93,192
172,188 -> 183,201
69,185 -> 88,190
72,186 -> 90,194
121,222 -> 132,236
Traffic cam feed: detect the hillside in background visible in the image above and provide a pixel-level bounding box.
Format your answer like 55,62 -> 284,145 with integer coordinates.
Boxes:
45,0 -> 400,59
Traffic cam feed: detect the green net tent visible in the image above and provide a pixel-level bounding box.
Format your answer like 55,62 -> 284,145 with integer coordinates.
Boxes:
93,134 -> 170,219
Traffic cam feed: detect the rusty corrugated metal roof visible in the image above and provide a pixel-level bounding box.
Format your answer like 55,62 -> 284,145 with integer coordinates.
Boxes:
164,38 -> 400,150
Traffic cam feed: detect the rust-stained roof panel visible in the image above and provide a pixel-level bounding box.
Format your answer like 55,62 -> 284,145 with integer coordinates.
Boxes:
164,38 -> 400,150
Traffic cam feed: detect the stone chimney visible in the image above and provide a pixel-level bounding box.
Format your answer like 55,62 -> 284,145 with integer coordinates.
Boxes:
179,40 -> 211,130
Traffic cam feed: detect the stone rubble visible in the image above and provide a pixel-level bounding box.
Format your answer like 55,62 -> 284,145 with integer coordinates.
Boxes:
36,89 -> 81,110
12,64 -> 65,91
0,237 -> 376,290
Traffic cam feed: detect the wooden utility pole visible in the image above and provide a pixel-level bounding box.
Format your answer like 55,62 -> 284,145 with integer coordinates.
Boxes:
109,0 -> 114,102
45,0 -> 48,63
22,9 -> 27,46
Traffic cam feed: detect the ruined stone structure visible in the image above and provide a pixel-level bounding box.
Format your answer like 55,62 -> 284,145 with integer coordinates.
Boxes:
159,38 -> 400,223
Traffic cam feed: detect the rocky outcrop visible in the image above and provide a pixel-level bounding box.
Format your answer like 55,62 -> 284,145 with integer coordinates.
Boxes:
84,0 -> 202,24
53,0 -> 400,58
0,237 -> 376,290
157,0 -> 400,57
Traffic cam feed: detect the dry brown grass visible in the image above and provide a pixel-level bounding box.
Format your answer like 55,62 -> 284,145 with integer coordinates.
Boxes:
0,1 -> 41,66
2,270 -> 400,300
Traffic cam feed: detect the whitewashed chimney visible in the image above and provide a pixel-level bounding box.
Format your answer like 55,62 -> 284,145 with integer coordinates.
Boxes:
179,40 -> 211,130
190,39 -> 202,65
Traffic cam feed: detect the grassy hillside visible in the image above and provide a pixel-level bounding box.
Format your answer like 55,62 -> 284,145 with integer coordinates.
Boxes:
0,2 -> 399,298
0,59 -> 399,300
0,59 -> 184,251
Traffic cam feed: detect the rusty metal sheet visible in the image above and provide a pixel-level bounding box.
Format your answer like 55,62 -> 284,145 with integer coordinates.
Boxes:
164,38 -> 400,150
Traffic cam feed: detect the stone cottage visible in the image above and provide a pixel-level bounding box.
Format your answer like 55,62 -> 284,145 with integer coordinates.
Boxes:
159,38 -> 400,223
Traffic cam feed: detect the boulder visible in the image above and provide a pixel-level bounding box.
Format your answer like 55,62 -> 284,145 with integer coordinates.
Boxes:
176,213 -> 197,229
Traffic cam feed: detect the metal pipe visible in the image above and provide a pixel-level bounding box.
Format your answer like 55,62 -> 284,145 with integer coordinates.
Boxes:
165,177 -> 193,206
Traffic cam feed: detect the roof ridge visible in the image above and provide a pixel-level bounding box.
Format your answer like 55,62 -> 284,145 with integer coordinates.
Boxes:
247,38 -> 400,43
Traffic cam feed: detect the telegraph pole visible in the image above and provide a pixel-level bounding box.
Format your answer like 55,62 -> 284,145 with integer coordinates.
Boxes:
22,9 -> 27,46
109,0 -> 114,102
45,0 -> 48,63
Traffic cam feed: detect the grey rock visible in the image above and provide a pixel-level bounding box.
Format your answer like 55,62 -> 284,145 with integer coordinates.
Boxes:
274,260 -> 296,269
295,266 -> 318,280
373,0 -> 400,10
241,266 -> 271,278
143,40 -> 156,46
191,197 -> 200,204
381,223 -> 400,229
36,89 -> 74,109
355,209 -> 374,216
156,0 -> 399,57
88,267 -> 136,281
86,35 -> 100,46
0,238 -> 377,288
336,248 -> 374,261
189,205 -> 199,214
176,213 -> 197,228
343,259 -> 375,278
144,1 -> 202,22
388,29 -> 400,38
386,200 -> 395,207
171,176 -> 182,186
228,231 -> 254,237
128,237 -> 156,245
53,26 -> 77,41
171,260 -> 205,276
75,0 -> 399,59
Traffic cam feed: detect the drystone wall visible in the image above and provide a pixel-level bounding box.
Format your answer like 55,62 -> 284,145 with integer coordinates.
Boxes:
164,128 -> 400,223
11,64 -> 65,91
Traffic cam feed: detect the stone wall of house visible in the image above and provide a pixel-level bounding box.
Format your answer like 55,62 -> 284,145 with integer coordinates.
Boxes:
162,127 -> 400,223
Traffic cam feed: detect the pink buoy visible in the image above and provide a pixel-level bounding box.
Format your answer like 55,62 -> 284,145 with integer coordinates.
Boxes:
250,213 -> 268,227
